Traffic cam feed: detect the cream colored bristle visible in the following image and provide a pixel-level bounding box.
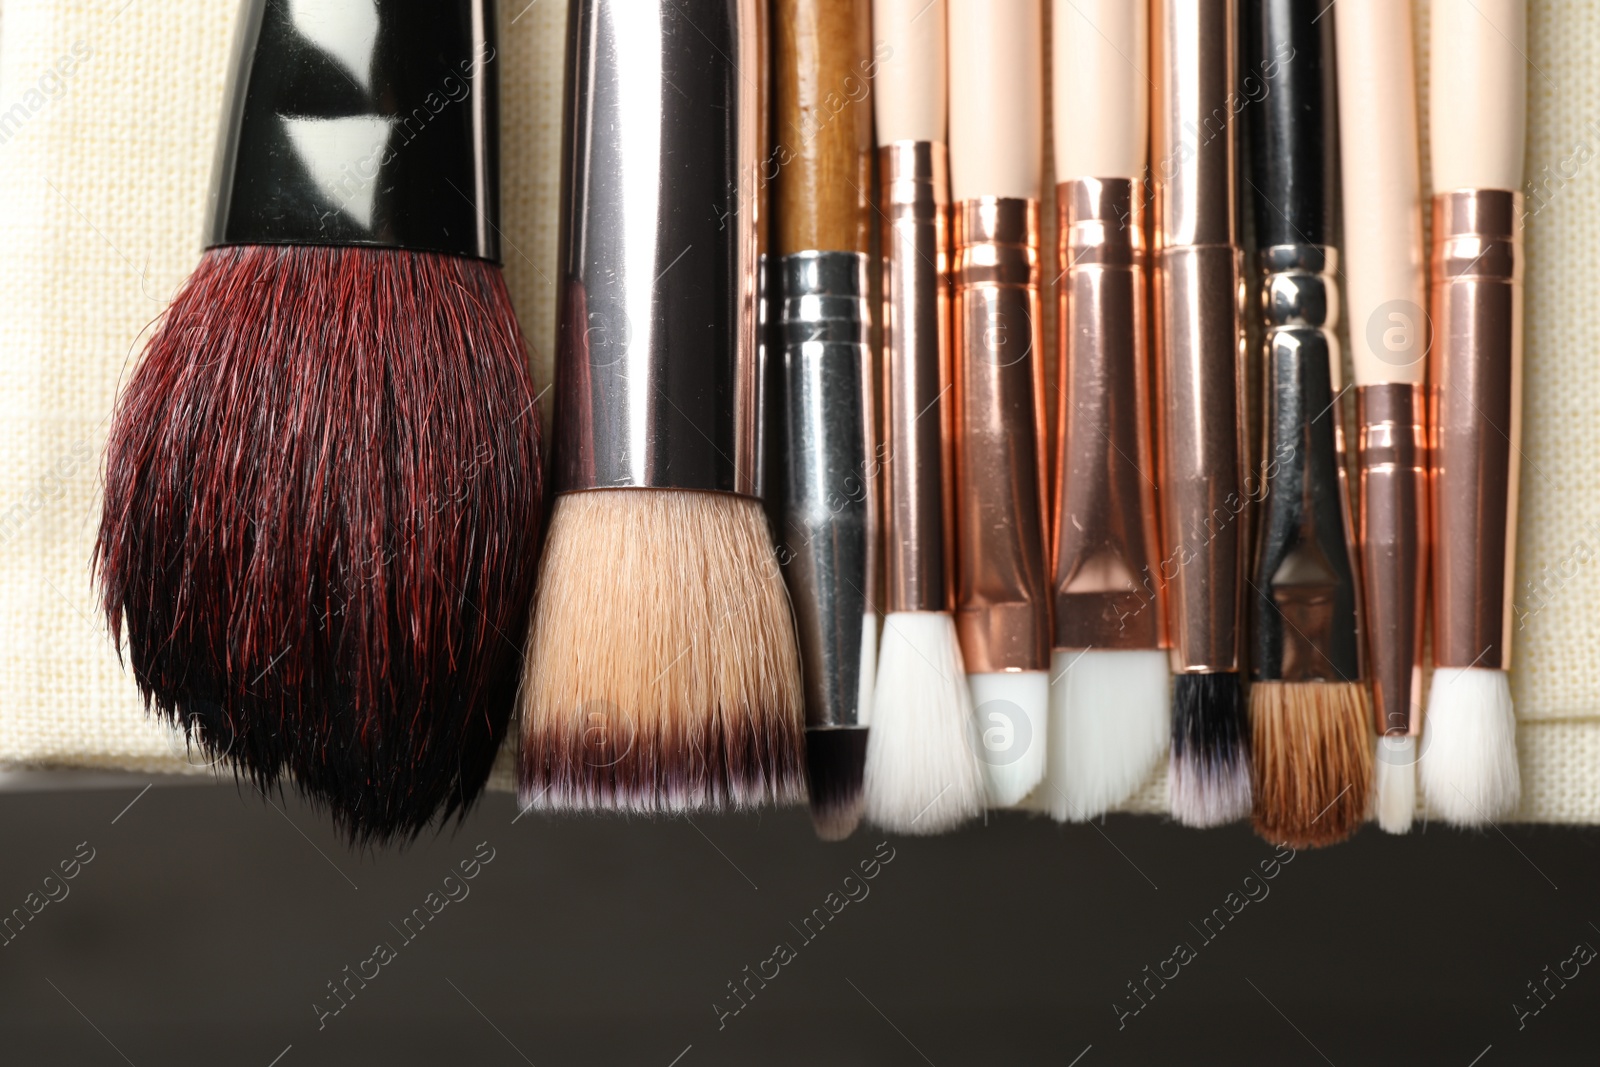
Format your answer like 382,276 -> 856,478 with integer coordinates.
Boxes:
517,489 -> 805,812
1249,681 -> 1374,848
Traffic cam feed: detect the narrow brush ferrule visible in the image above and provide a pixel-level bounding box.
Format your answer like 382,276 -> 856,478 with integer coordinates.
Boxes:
1249,244 -> 1362,683
879,141 -> 953,614
554,0 -> 763,497
775,251 -> 877,731
1358,382 -> 1428,734
1430,189 -> 1523,671
208,0 -> 500,260
1052,178 -> 1165,651
951,197 -> 1051,674
1152,0 -> 1245,676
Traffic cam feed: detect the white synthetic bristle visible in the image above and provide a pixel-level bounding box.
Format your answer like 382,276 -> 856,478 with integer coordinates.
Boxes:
864,612 -> 985,834
1374,734 -> 1417,834
1421,667 -> 1520,826
1041,649 -> 1169,822
969,670 -> 1049,807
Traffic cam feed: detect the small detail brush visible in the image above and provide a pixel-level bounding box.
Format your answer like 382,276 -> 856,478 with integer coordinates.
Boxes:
771,0 -> 878,842
519,0 -> 805,812
1335,0 -> 1429,834
1152,0 -> 1252,827
1421,0 -> 1526,826
947,0 -> 1052,808
1244,0 -> 1373,848
1043,0 -> 1169,822
96,0 -> 543,844
864,0 -> 985,835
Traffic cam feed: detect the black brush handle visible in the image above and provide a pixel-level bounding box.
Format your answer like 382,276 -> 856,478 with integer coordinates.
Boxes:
1244,0 -> 1337,246
207,0 -> 499,261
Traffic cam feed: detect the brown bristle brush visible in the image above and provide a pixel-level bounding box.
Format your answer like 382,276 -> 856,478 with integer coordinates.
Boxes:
95,0 -> 543,844
1243,0 -> 1372,848
517,0 -> 805,813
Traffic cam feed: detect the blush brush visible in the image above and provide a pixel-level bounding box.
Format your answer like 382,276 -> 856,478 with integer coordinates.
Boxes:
1421,0 -> 1526,826
1152,0 -> 1252,827
1336,0 -> 1429,834
771,0 -> 878,841
518,0 -> 805,813
1243,0 -> 1373,848
1042,0 -> 1169,822
96,0 -> 543,844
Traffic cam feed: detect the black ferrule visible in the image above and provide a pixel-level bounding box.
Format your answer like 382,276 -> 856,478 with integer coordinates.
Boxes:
1243,0 -> 1337,247
207,0 -> 500,261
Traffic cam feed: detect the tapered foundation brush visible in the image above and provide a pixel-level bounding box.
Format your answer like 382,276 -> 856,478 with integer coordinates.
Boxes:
770,0 -> 878,841
1421,0 -> 1526,826
1152,0 -> 1252,827
947,0 -> 1052,808
96,0 -> 543,843
1243,0 -> 1373,848
1042,0 -> 1168,822
1336,0 -> 1429,835
517,0 -> 804,813
864,0 -> 986,834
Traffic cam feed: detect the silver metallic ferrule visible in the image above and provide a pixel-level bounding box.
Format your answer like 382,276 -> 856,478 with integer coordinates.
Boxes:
555,0 -> 763,496
1249,244 -> 1362,682
775,251 -> 877,731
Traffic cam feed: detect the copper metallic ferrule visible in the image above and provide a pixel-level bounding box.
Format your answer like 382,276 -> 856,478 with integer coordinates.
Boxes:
1052,178 -> 1166,651
1430,189 -> 1523,671
1358,382 -> 1428,735
951,196 -> 1051,674
879,141 -> 954,614
1151,0 -> 1246,676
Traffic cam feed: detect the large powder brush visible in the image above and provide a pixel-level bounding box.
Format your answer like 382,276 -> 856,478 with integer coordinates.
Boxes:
97,0 -> 544,844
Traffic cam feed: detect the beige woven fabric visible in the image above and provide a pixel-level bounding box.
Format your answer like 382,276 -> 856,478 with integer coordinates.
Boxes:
2,0 -> 1597,821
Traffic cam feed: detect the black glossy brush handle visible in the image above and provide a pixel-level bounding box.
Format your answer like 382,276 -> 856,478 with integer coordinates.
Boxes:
1244,0 -> 1336,246
207,0 -> 500,261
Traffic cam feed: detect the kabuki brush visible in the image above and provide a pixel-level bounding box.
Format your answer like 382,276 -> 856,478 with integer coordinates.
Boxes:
1244,0 -> 1372,848
518,0 -> 805,812
1421,0 -> 1526,826
1042,0 -> 1169,822
771,0 -> 878,841
947,0 -> 1052,808
1336,0 -> 1429,834
96,0 -> 543,844
1152,0 -> 1252,827
865,0 -> 986,834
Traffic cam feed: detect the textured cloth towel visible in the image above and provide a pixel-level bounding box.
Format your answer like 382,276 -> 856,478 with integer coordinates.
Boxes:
1,0 -> 1597,820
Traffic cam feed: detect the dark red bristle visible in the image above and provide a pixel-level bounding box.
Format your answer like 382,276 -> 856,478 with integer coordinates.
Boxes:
96,244 -> 544,845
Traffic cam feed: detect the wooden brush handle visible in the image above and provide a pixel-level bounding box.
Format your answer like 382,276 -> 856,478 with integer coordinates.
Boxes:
773,0 -> 873,254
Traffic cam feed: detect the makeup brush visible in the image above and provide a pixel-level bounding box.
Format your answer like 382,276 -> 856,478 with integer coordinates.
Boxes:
864,0 -> 986,834
1336,0 -> 1428,835
1243,0 -> 1373,848
1152,0 -> 1251,827
96,0 -> 543,843
518,0 -> 805,813
946,0 -> 1051,808
1042,0 -> 1168,822
1421,0 -> 1526,826
771,0 -> 878,841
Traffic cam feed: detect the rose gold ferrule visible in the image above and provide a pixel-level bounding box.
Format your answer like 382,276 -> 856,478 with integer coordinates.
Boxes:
951,196 -> 1051,673
879,141 -> 953,614
1151,0 -> 1246,676
1358,383 -> 1428,735
1430,188 -> 1523,671
1052,178 -> 1166,651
